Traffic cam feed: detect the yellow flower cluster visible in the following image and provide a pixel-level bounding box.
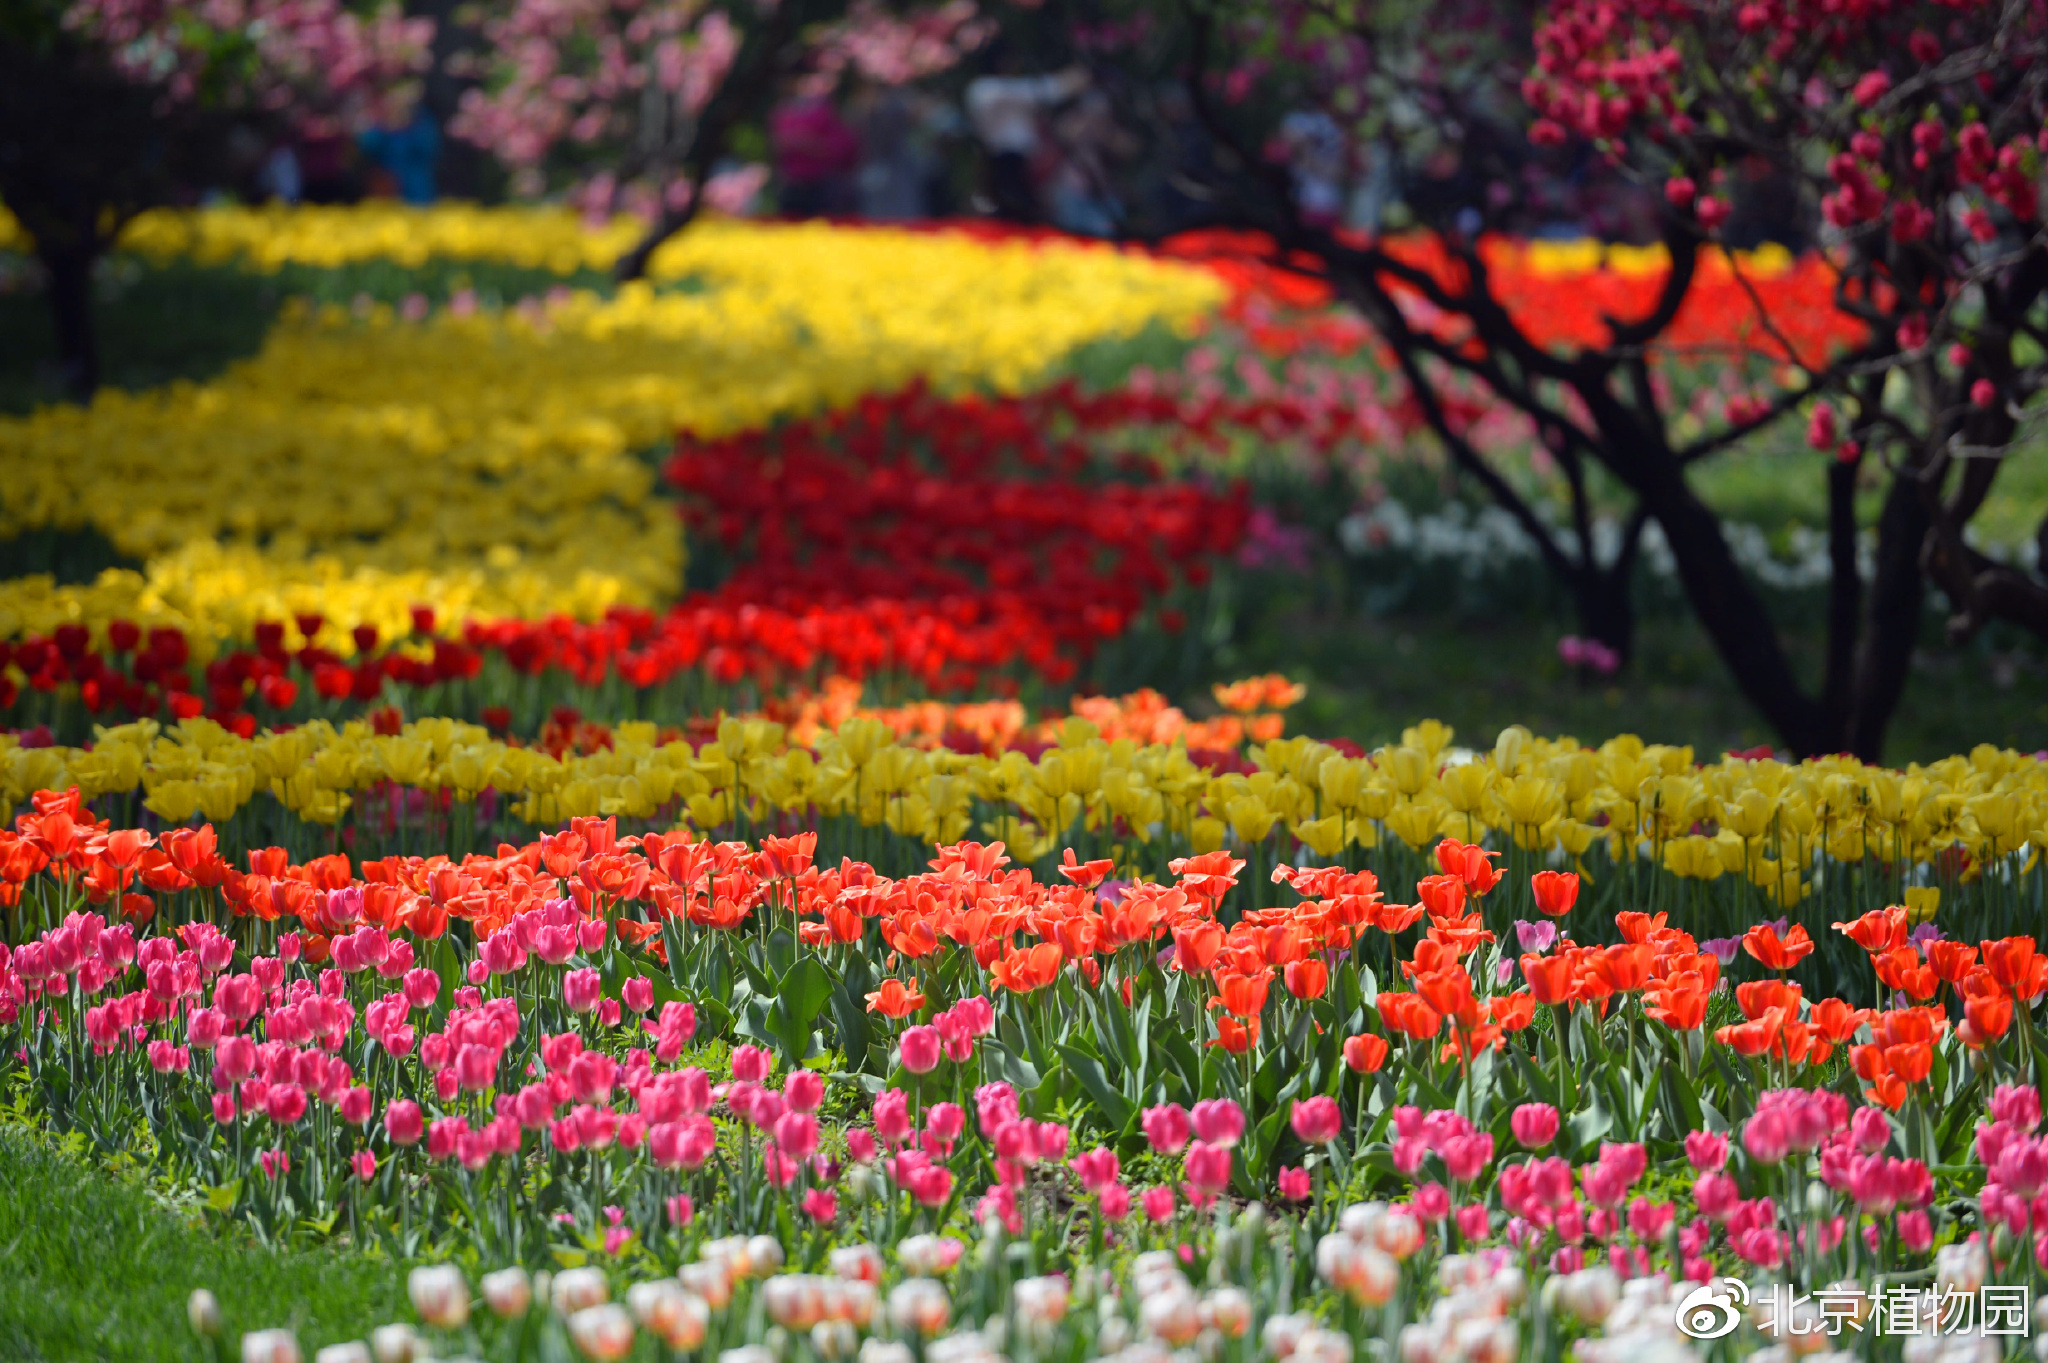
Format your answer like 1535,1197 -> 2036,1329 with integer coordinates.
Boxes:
8,713 -> 2043,905
0,213 -> 1223,646
79,203 -> 652,276
0,541 -> 629,662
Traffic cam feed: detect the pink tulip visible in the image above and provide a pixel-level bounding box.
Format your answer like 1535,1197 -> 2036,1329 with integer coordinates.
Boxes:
731,1044 -> 772,1082
1996,1137 -> 2048,1198
874,1089 -> 913,1145
403,966 -> 440,1009
386,1098 -> 425,1146
1099,1182 -> 1132,1219
1142,1185 -> 1177,1222
1897,1208 -> 1934,1252
1456,1203 -> 1490,1241
211,1092 -> 236,1125
802,1188 -> 838,1223
1142,1102 -> 1190,1153
774,1111 -> 821,1161
846,1128 -> 879,1162
340,1086 -> 373,1125
1684,1129 -> 1729,1171
1443,1132 -> 1495,1183
1192,1098 -> 1245,1147
784,1071 -> 824,1113
1993,1085 -> 2043,1132
1183,1140 -> 1232,1196
214,973 -> 261,1022
1511,1103 -> 1560,1149
1290,1096 -> 1342,1145
667,1193 -> 695,1227
1693,1171 -> 1740,1221
1743,1108 -> 1791,1164
925,1101 -> 965,1150
1072,1147 -> 1120,1192
1278,1165 -> 1311,1201
1412,1182 -> 1450,1222
621,975 -> 654,1014
353,1150 -> 377,1181
563,967 -> 603,1014
214,1034 -> 256,1083
900,1025 -> 942,1074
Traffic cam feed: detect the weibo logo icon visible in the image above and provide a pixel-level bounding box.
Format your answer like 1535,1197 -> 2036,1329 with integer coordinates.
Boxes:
1674,1278 -> 1749,1340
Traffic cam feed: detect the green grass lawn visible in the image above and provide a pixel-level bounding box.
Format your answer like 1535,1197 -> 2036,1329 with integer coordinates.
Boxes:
0,1124 -> 404,1363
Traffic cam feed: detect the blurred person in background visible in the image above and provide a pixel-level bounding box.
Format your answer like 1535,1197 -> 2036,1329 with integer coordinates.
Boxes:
855,80 -> 926,220
1276,108 -> 1345,229
358,102 -> 441,205
297,126 -> 363,204
965,46 -> 1087,223
769,76 -> 861,218
1045,86 -> 1134,236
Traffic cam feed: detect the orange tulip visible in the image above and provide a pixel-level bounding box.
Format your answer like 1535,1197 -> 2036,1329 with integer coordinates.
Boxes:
1213,969 -> 1273,1018
1850,1042 -> 1890,1081
1714,1012 -> 1784,1057
1172,920 -> 1225,972
1403,937 -> 1465,979
1283,958 -> 1329,1000
1834,908 -> 1909,954
1807,998 -> 1869,1044
1521,953 -> 1577,1007
1344,1033 -> 1391,1072
1589,943 -> 1653,994
1369,901 -> 1426,934
1743,922 -> 1815,971
865,978 -> 928,1018
1440,1023 -> 1504,1065
1961,992 -> 2014,1046
1872,947 -> 1938,1002
1413,966 -> 1479,1024
1441,841 -> 1504,896
1254,923 -> 1308,967
1926,941 -> 1979,986
1415,874 -> 1468,920
1529,870 -> 1579,918
1645,974 -> 1710,1031
1211,1015 -> 1260,1053
1984,937 -> 2048,1001
1868,1006 -> 1945,1049
1490,991 -> 1537,1031
1378,991 -> 1443,1040
1613,911 -> 1670,943
1735,979 -> 1802,1021
1884,1042 -> 1934,1085
990,943 -> 1063,994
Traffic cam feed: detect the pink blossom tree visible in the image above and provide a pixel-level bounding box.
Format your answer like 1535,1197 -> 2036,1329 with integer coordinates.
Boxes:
1522,0 -> 2048,750
1101,0 -> 2044,756
1,0 -> 432,396
449,0 -> 990,278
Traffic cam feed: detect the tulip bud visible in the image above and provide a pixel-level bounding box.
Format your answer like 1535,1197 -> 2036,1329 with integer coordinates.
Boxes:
241,1330 -> 303,1363
407,1264 -> 470,1330
368,1324 -> 418,1363
481,1267 -> 533,1320
188,1289 -> 224,1338
314,1344 -> 371,1363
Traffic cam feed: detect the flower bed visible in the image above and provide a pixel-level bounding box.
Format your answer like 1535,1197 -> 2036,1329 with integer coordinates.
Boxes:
3,787 -> 2044,1363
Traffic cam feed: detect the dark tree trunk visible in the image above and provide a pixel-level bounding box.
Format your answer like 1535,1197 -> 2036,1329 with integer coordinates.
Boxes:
1629,458 -> 1836,755
40,243 -> 99,400
1842,476 -> 1929,760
